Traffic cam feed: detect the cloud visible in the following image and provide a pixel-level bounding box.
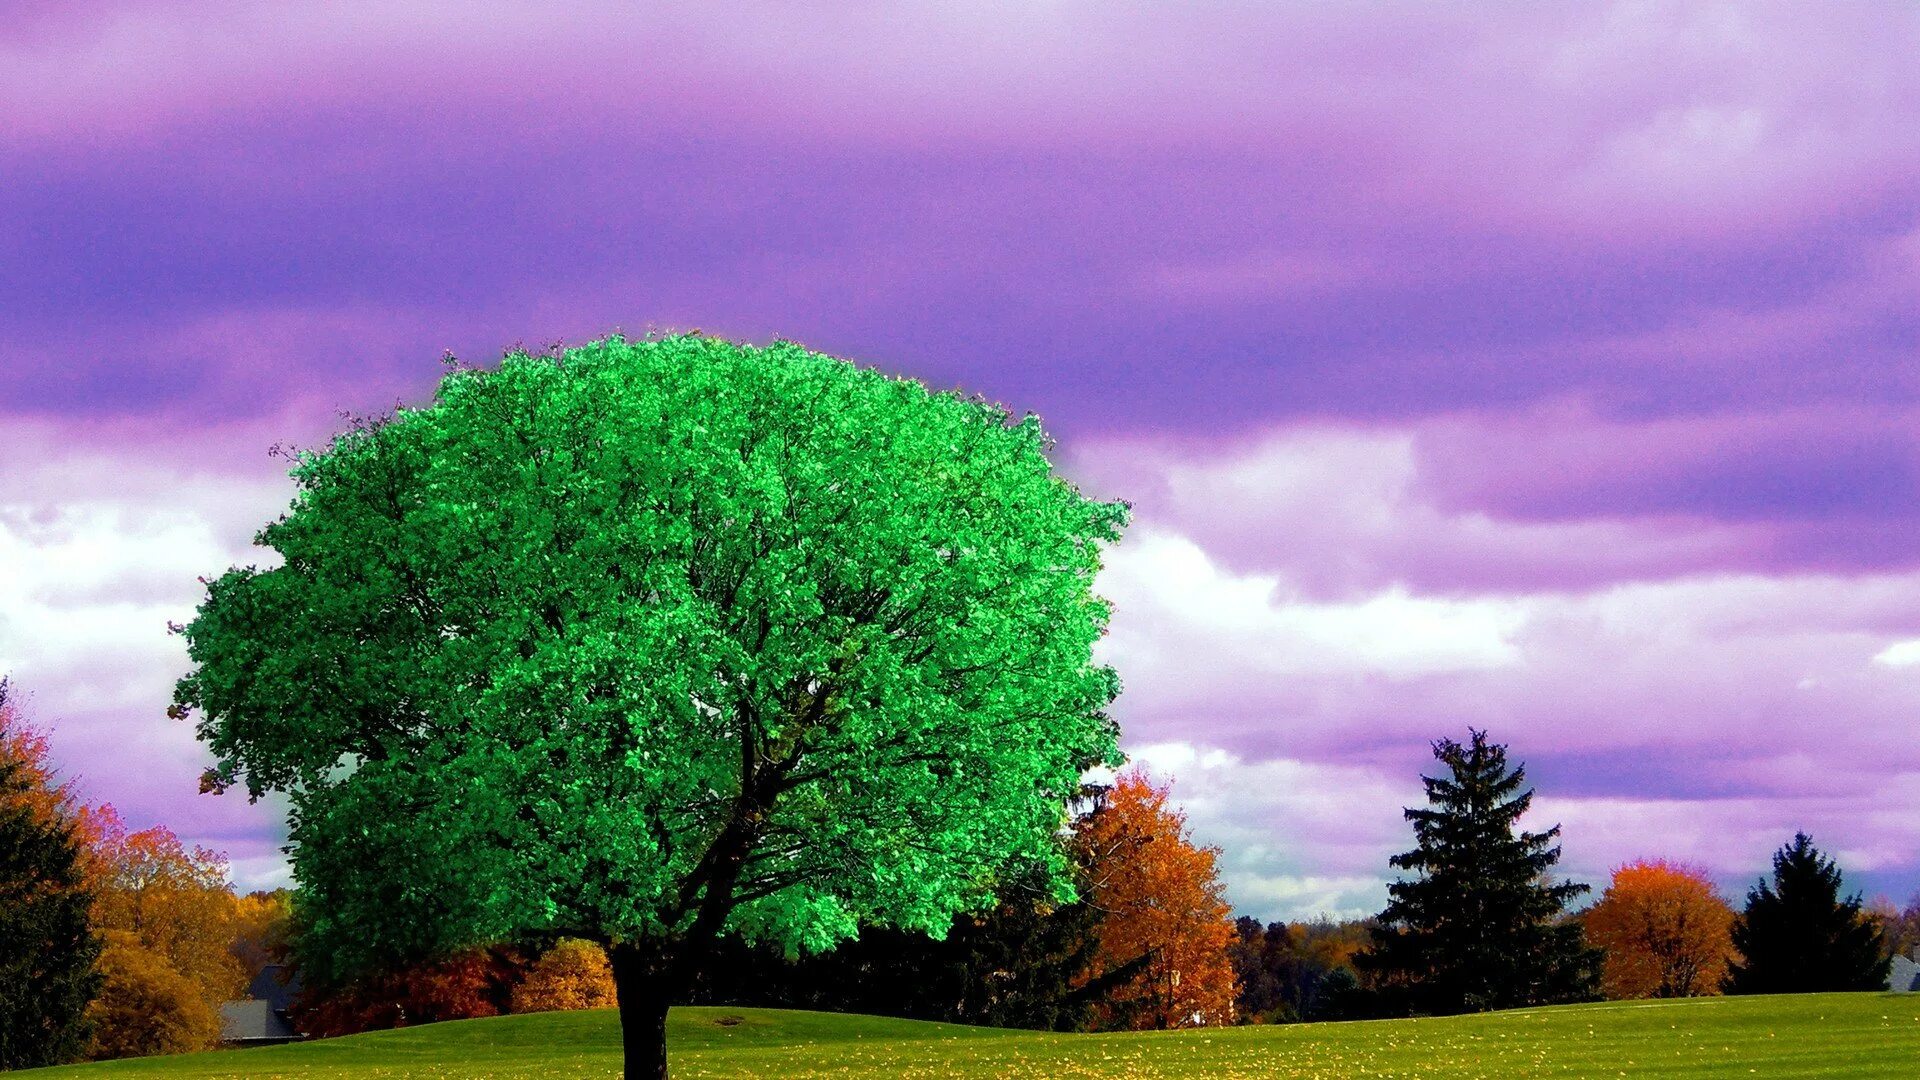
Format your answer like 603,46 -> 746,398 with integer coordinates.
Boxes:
1071,404 -> 1920,598
3,1 -> 1916,914
0,416 -> 293,865
1125,742 -> 1414,921
1874,640 -> 1920,667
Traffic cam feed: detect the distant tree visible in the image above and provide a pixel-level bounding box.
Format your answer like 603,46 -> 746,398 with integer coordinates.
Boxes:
174,336 -> 1126,1078
1353,730 -> 1598,1015
1228,916 -> 1371,1023
512,938 -> 617,1013
1583,860 -> 1735,999
1724,833 -> 1889,994
0,686 -> 103,1070
229,888 -> 295,980
86,810 -> 246,1026
291,943 -> 530,1037
85,930 -> 219,1060
1073,768 -> 1238,1029
1882,892 -> 1920,962
0,680 -> 82,827
1227,917 -> 1284,1020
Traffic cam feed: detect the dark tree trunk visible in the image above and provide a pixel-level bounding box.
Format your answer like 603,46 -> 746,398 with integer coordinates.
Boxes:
610,943 -> 674,1080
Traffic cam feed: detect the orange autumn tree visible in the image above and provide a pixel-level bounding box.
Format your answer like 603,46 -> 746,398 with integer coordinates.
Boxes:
0,685 -> 81,828
1583,860 -> 1737,999
1074,767 -> 1237,1029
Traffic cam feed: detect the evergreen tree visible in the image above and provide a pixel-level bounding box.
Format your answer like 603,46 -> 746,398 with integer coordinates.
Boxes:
0,754 -> 103,1068
1353,730 -> 1598,1015
1723,832 -> 1889,994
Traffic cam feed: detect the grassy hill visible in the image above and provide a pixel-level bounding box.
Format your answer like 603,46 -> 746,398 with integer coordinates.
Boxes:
21,993 -> 1920,1078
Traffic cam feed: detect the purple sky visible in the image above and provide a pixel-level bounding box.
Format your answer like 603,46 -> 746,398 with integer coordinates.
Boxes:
3,3 -> 1917,920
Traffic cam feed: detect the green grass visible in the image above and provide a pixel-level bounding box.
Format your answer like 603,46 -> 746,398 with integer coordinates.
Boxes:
22,993 -> 1920,1078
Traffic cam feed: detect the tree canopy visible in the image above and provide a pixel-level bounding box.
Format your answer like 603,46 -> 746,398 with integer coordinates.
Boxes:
1724,832 -> 1889,994
175,335 -> 1127,1077
1072,768 -> 1238,1029
1583,860 -> 1735,999
1354,730 -> 1598,1015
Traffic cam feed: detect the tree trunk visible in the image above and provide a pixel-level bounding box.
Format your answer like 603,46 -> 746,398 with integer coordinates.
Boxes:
610,943 -> 673,1080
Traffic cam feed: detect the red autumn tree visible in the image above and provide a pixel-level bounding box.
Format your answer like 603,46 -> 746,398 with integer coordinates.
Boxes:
1583,860 -> 1737,999
291,945 -> 530,1037
1073,767 -> 1238,1029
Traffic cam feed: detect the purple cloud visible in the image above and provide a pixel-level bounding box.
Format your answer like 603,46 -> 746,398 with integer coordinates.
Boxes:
2,2 -> 1916,915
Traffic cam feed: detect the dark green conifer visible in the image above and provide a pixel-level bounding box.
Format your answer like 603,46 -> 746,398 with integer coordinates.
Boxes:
0,754 -> 103,1069
1353,729 -> 1598,1015
1724,832 -> 1889,994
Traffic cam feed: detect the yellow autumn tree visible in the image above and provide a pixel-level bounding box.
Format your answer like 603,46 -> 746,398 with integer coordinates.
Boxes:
85,809 -> 245,1054
1584,860 -> 1737,999
86,931 -> 218,1060
511,938 -> 618,1013
1073,767 -> 1238,1029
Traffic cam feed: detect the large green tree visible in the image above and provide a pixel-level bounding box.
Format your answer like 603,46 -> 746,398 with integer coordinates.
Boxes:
1723,832 -> 1889,994
174,336 -> 1127,1078
1353,730 -> 1598,1015
0,731 -> 103,1069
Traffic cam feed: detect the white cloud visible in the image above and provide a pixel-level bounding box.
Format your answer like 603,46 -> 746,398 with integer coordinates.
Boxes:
1873,639 -> 1920,667
0,419 -> 294,878
1097,528 -> 1525,693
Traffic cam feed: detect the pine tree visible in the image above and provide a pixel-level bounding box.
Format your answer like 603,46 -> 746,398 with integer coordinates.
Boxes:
1723,832 -> 1889,994
0,754 -> 104,1068
1353,730 -> 1598,1015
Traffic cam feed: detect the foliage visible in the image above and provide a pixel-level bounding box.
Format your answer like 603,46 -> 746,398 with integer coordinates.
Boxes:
1,679 -> 83,827
513,939 -> 617,1014
84,931 -> 219,1060
0,688 -> 103,1071
86,809 -> 247,1019
174,336 -> 1127,1074
230,889 -> 295,980
1864,891 -> 1920,964
1724,832 -> 1889,994
1583,860 -> 1736,999
18,996 -> 1920,1080
291,944 -> 530,1037
688,850 -> 1119,1031
1353,730 -> 1599,1015
1072,768 -> 1238,1029
1227,916 -> 1371,1023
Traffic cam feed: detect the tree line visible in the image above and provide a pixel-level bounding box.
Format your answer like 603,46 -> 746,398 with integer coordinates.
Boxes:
7,673 -> 1910,1071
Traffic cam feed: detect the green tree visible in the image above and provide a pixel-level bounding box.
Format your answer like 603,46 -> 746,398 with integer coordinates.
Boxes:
0,745 -> 103,1068
1353,730 -> 1598,1015
1724,832 -> 1889,994
174,335 -> 1127,1078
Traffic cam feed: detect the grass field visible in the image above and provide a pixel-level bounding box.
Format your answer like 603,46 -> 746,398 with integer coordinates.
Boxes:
21,993 -> 1920,1078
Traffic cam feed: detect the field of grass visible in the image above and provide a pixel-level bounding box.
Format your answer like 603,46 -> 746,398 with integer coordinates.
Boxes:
21,993 -> 1920,1078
